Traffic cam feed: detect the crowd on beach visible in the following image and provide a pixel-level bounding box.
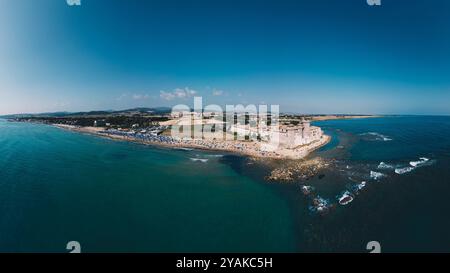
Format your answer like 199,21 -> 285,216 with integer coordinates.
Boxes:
99,128 -> 284,158
52,123 -> 329,159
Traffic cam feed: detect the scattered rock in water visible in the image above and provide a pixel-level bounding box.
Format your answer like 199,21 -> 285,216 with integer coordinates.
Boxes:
337,191 -> 354,205
266,158 -> 334,182
370,170 -> 386,180
267,168 -> 294,182
309,196 -> 333,214
301,185 -> 314,195
350,181 -> 367,195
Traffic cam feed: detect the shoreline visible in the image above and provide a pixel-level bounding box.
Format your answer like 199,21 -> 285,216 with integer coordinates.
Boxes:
53,124 -> 331,160
309,115 -> 383,121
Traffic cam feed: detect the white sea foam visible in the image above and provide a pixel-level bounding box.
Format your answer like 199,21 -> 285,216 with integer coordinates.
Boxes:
190,158 -> 209,163
370,171 -> 386,180
409,157 -> 429,167
301,185 -> 314,195
360,132 -> 392,141
309,196 -> 332,213
206,154 -> 224,158
356,181 -> 367,190
395,166 -> 414,174
349,181 -> 367,196
337,191 -> 354,205
395,157 -> 433,175
378,162 -> 394,169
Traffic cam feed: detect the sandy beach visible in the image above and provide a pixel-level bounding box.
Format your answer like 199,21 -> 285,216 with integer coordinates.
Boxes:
310,115 -> 382,121
54,124 -> 331,160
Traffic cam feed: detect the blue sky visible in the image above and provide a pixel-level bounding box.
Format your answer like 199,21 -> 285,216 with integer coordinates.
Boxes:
0,0 -> 449,115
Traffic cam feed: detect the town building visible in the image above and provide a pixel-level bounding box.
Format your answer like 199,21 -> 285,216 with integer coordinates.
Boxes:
229,119 -> 323,149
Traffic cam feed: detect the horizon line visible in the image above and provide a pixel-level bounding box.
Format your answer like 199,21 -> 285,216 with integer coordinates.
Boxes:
1,107 -> 450,118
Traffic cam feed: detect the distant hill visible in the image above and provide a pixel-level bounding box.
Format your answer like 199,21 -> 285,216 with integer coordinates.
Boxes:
0,107 -> 173,119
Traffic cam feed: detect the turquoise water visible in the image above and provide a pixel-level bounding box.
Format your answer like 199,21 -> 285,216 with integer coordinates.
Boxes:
0,120 -> 295,253
2,116 -> 450,252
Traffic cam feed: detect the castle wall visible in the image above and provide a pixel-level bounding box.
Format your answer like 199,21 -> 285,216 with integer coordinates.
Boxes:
230,120 -> 323,150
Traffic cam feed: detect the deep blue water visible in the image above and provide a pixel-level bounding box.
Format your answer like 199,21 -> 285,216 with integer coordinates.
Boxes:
317,116 -> 450,162
1,116 -> 450,252
297,116 -> 450,252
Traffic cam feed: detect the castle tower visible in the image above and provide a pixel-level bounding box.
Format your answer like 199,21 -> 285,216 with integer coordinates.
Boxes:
301,119 -> 311,139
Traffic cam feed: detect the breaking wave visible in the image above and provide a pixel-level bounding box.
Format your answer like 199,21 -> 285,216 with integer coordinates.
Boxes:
360,132 -> 392,141
395,166 -> 414,174
370,171 -> 386,180
395,157 -> 434,175
301,185 -> 315,195
178,147 -> 194,151
308,196 -> 332,214
354,181 -> 367,192
410,157 -> 429,167
190,158 -> 209,163
378,162 -> 394,169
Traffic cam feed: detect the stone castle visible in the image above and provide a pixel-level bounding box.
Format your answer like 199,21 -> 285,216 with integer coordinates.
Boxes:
229,119 -> 323,149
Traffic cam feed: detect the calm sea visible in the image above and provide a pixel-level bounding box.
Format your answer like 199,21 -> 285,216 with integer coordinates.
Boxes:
1,116 -> 450,252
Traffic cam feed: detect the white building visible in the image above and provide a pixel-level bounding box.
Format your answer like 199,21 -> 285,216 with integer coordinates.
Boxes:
229,120 -> 323,149
268,121 -> 323,149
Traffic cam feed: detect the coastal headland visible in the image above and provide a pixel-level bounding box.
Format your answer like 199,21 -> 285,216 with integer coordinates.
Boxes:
53,124 -> 331,160
4,108 -> 379,160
